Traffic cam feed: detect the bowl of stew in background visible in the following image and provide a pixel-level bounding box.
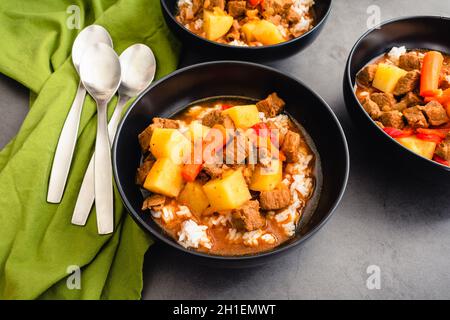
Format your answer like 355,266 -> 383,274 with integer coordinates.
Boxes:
344,16 -> 450,183
113,61 -> 349,267
160,0 -> 332,61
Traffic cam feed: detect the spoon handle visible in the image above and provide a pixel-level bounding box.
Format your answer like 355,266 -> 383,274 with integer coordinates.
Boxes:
95,100 -> 114,235
72,95 -> 129,226
47,81 -> 86,203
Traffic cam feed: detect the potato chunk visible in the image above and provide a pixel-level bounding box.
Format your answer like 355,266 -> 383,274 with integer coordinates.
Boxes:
143,158 -> 184,198
242,20 -> 285,45
178,182 -> 210,217
222,105 -> 260,128
396,136 -> 437,160
150,128 -> 191,164
372,63 -> 408,94
203,9 -> 234,41
249,160 -> 283,191
202,169 -> 251,211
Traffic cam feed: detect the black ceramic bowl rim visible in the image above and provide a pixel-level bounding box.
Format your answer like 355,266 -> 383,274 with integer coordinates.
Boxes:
346,15 -> 450,172
113,61 -> 349,261
160,0 -> 333,50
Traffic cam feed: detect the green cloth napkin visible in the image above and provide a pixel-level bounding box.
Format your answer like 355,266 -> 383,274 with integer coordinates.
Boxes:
0,0 -> 180,299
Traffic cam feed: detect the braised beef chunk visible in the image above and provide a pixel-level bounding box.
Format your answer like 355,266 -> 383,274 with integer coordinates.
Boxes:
256,93 -> 286,118
136,158 -> 155,186
402,106 -> 428,128
404,92 -> 423,107
153,117 -> 180,129
138,118 -> 180,152
419,101 -> 449,126
142,194 -> 166,211
227,1 -> 247,17
262,0 -> 293,15
259,185 -> 291,210
362,97 -> 382,119
281,130 -> 301,163
393,92 -> 424,111
399,52 -> 422,71
356,65 -> 378,87
370,92 -> 396,111
202,110 -> 235,129
380,110 -> 404,129
138,125 -> 154,152
436,134 -> 450,161
202,163 -> 223,179
393,70 -> 421,96
232,200 -> 265,231
205,0 -> 225,10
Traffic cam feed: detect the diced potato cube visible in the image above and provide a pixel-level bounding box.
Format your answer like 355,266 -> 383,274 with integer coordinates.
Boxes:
202,169 -> 251,211
143,158 -> 184,197
249,160 -> 283,191
372,63 -> 408,93
178,182 -> 210,217
396,136 -> 437,160
203,9 -> 234,41
242,21 -> 258,42
150,128 -> 191,164
187,121 -> 210,143
222,105 -> 260,128
242,20 -> 285,45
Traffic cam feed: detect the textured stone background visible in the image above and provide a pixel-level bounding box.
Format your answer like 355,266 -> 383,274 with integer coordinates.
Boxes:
1,0 -> 449,299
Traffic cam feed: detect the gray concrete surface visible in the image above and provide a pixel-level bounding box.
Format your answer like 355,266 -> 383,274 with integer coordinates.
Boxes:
1,0 -> 450,300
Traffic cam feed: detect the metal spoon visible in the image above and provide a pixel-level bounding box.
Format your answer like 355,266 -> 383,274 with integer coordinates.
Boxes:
47,25 -> 113,204
72,44 -> 156,228
79,43 -> 121,235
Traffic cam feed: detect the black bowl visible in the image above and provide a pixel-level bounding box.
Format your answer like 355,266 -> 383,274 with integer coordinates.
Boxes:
344,16 -> 450,183
160,0 -> 332,61
113,61 -> 349,267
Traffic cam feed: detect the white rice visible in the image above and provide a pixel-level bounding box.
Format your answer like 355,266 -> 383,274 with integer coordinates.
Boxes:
226,228 -> 243,242
277,25 -> 288,38
261,233 -> 277,244
388,46 -> 406,65
178,0 -> 192,7
151,210 -> 162,219
161,207 -> 174,223
229,40 -> 249,47
194,19 -> 203,30
178,219 -> 212,249
175,205 -> 192,218
292,0 -> 315,16
259,112 -> 267,122
292,174 -> 313,197
207,213 -> 231,227
282,221 -> 296,237
243,229 -> 263,247
292,16 -> 312,34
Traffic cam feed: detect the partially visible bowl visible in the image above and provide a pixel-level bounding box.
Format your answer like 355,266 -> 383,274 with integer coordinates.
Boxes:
160,0 -> 332,61
113,61 -> 349,267
344,16 -> 450,183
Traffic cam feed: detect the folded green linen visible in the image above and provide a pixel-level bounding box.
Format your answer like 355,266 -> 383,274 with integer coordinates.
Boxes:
0,0 -> 180,299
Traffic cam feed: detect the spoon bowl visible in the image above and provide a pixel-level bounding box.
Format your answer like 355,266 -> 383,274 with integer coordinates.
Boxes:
72,25 -> 113,73
119,44 -> 156,98
80,43 -> 122,103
